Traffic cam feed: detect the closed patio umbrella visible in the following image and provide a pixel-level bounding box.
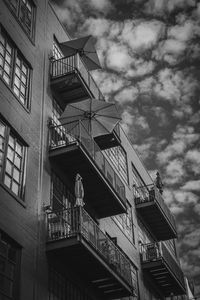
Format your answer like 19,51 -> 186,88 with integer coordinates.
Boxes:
59,98 -> 121,138
59,36 -> 101,71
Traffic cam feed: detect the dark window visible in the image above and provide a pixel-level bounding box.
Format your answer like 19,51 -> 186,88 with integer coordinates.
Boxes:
49,267 -> 92,300
113,203 -> 135,243
5,0 -> 35,38
51,172 -> 75,211
0,231 -> 21,299
0,26 -> 31,109
0,118 -> 27,199
103,146 -> 129,184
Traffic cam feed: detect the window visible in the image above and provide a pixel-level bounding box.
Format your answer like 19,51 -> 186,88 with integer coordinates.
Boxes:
113,203 -> 134,243
0,26 -> 31,109
0,231 -> 21,299
53,39 -> 63,60
103,146 -> 129,184
49,266 -> 93,300
0,118 -> 27,199
51,172 -> 74,211
5,0 -> 35,38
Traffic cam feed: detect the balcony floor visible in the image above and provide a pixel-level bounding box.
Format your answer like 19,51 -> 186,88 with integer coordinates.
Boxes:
49,144 -> 126,218
142,259 -> 186,297
136,201 -> 177,241
47,235 -> 132,299
51,72 -> 90,103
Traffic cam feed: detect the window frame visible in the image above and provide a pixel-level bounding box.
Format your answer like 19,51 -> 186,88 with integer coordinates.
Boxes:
4,0 -> 36,41
0,231 -> 21,300
0,25 -> 32,110
113,202 -> 135,244
0,117 -> 27,200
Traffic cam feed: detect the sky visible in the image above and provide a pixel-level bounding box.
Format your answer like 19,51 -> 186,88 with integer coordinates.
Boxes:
51,0 -> 200,296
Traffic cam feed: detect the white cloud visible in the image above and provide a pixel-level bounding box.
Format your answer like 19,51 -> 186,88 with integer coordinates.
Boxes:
121,20 -> 165,51
164,159 -> 185,185
168,21 -> 194,42
181,180 -> 200,191
88,0 -> 112,11
115,86 -> 139,104
185,149 -> 200,174
121,108 -> 134,134
92,71 -> 126,96
106,43 -> 132,72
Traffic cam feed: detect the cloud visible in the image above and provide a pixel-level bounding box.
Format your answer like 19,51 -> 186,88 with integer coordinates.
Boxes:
115,86 -> 139,104
145,0 -> 196,15
88,0 -> 112,11
157,125 -> 199,165
106,43 -> 132,72
164,158 -> 185,185
185,149 -> 200,174
121,108 -> 134,134
181,180 -> 200,191
120,20 -> 165,51
168,21 -> 194,42
92,71 -> 126,96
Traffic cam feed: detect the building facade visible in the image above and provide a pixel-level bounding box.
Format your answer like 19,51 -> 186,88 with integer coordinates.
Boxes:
0,1 -> 187,299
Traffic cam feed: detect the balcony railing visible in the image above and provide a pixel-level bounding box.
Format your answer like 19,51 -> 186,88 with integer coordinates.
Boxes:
141,242 -> 185,292
47,207 -> 132,287
134,184 -> 176,233
49,120 -> 126,205
50,54 -> 104,101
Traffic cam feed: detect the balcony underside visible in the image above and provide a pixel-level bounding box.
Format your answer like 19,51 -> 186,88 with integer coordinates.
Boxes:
142,260 -> 186,297
49,144 -> 127,218
51,71 -> 91,103
136,201 -> 177,241
94,132 -> 121,150
47,236 -> 132,299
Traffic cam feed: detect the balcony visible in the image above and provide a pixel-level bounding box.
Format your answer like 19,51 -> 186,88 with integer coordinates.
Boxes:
94,123 -> 121,150
141,242 -> 186,297
50,54 -> 104,103
134,184 -> 177,241
46,207 -> 133,299
49,121 -> 127,218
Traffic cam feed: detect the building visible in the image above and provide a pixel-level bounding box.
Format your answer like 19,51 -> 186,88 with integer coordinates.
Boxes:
0,1 -> 187,299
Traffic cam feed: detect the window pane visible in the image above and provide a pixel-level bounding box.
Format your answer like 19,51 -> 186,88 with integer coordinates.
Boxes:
19,0 -> 34,36
5,161 -> 12,175
13,168 -> 20,182
12,181 -> 19,195
6,261 -> 15,279
4,175 -> 11,188
8,136 -> 14,148
7,147 -> 14,162
0,257 -> 6,273
14,154 -> 21,168
13,55 -> 29,107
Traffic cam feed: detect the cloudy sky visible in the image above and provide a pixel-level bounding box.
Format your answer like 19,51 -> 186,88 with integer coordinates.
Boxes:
51,0 -> 200,296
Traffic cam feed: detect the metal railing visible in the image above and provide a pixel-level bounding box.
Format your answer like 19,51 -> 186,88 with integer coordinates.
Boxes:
50,54 -> 104,101
49,120 -> 126,204
47,207 -> 132,286
133,184 -> 176,230
141,242 -> 185,288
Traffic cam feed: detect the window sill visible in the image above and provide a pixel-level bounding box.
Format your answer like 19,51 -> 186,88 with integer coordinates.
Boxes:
0,77 -> 31,114
0,182 -> 26,208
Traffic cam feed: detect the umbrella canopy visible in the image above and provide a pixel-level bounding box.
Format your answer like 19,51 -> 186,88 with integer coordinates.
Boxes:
59,98 -> 121,138
59,36 -> 101,71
